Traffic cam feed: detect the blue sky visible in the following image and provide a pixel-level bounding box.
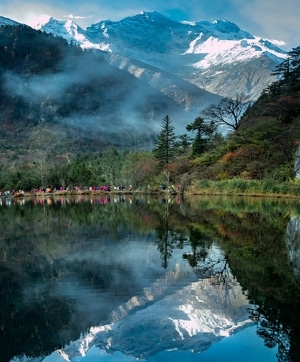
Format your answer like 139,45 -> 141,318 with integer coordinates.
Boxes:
1,0 -> 299,50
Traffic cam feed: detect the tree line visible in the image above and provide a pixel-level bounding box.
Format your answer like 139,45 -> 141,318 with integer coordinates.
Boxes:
0,91 -> 252,193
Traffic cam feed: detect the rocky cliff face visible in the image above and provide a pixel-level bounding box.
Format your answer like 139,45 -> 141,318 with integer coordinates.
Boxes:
295,146 -> 300,178
286,216 -> 300,281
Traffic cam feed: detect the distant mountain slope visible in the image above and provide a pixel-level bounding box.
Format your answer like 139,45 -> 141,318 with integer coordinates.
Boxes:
0,25 -> 195,166
0,15 -> 21,26
32,11 -> 287,100
101,51 -> 220,112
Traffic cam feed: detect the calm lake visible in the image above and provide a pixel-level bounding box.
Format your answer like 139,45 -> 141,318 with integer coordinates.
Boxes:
1,193 -> 300,362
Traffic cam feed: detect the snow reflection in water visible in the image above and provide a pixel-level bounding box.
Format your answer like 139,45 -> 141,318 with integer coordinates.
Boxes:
14,244 -> 275,362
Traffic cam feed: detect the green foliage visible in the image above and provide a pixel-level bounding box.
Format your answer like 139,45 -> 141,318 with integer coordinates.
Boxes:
176,134 -> 192,154
153,115 -> 177,168
101,146 -> 124,186
186,117 -> 217,156
121,151 -> 157,187
193,111 -> 299,182
190,91 -> 300,183
196,178 -> 300,197
272,45 -> 300,90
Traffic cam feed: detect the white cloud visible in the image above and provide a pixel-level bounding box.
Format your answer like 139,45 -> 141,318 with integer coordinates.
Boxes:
231,0 -> 300,49
64,14 -> 87,20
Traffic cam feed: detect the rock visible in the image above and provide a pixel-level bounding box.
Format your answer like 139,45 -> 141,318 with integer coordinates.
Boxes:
295,146 -> 300,178
286,216 -> 300,281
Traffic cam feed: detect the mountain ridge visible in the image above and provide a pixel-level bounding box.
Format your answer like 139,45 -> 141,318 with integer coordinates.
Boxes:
27,11 -> 287,100
0,15 -> 21,26
0,12 -> 287,102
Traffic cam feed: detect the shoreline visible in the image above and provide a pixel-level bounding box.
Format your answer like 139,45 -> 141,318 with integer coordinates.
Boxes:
5,188 -> 300,200
9,189 -> 179,199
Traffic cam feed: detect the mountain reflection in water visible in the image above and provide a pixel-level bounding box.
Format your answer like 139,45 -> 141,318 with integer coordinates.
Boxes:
1,194 -> 300,361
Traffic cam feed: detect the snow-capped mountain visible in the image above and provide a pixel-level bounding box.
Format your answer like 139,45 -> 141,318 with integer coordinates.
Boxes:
30,11 -> 287,101
33,16 -> 88,46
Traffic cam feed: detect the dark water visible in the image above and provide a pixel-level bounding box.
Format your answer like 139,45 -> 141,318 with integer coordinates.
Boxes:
0,194 -> 300,361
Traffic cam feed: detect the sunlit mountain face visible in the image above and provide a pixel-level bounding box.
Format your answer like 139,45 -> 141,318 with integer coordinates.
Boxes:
31,11 -> 286,101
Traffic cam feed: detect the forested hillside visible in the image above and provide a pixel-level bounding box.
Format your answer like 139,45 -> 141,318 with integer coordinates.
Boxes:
187,46 -> 300,185
0,25 -> 299,193
0,25 -> 181,167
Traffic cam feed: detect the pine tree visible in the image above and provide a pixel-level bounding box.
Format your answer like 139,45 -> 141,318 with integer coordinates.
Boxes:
153,115 -> 177,188
186,117 -> 216,156
153,115 -> 177,167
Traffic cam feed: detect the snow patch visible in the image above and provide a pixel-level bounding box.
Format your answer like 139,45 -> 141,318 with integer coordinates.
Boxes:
29,15 -> 52,29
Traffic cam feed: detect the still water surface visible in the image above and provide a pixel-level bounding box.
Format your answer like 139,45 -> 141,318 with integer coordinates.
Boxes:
1,194 -> 300,361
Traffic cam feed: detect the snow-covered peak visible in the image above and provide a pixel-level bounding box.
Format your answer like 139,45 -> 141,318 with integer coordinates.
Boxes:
32,16 -> 91,47
85,12 -> 286,63
26,11 -> 286,64
196,19 -> 254,40
32,17 -> 78,33
28,15 -> 52,30
185,35 -> 286,69
132,10 -> 177,23
14,271 -> 257,362
13,245 -> 257,362
2,11 -> 287,102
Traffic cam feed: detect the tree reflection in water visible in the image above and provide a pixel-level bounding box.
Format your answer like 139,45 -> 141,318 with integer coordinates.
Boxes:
155,195 -> 300,362
0,194 -> 300,361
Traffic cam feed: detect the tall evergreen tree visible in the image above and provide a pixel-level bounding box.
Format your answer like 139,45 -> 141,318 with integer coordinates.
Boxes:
186,117 -> 216,156
153,115 -> 177,188
177,134 -> 192,154
153,115 -> 177,168
272,46 -> 300,80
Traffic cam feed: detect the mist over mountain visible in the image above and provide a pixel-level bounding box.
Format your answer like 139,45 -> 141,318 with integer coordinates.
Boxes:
0,24 -> 195,166
0,12 -> 289,166
32,11 -> 287,100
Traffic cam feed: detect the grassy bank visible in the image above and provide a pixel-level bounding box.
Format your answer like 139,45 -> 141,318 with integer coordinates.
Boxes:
7,179 -> 300,199
188,178 -> 300,198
